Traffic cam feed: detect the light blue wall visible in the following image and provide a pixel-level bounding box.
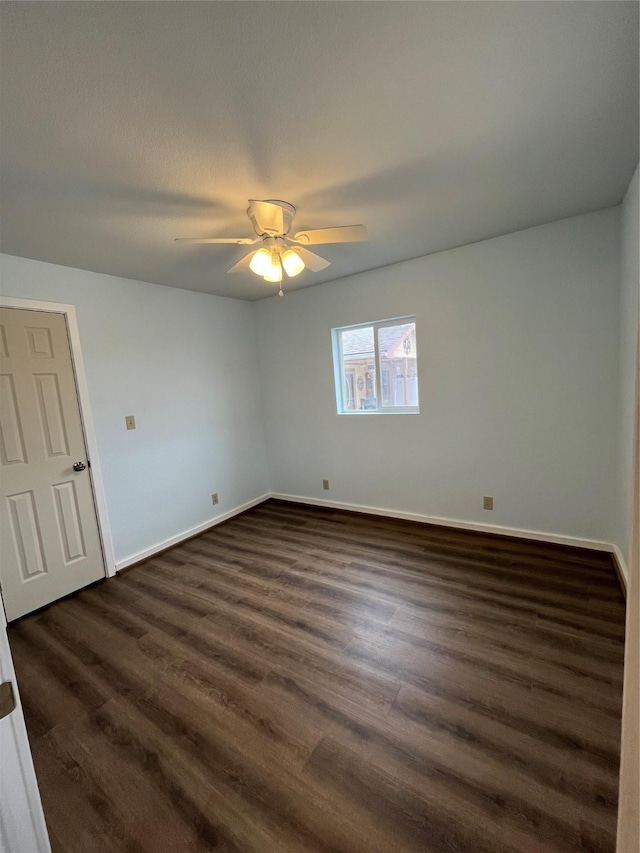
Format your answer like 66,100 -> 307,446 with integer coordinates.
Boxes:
0,255 -> 269,564
256,208 -> 621,544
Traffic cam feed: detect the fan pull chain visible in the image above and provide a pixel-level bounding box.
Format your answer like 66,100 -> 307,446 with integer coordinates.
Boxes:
277,250 -> 284,295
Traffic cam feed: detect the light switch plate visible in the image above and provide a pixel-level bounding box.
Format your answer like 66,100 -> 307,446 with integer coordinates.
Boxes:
125,415 -> 136,430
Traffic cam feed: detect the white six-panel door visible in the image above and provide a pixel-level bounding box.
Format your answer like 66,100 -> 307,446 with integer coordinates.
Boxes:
0,308 -> 105,621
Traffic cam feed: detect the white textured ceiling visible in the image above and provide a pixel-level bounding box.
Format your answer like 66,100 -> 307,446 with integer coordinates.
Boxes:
0,1 -> 638,300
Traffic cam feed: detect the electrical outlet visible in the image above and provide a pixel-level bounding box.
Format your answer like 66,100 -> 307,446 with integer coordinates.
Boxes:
125,415 -> 136,430
483,496 -> 494,511
211,493 -> 219,505
322,479 -> 330,491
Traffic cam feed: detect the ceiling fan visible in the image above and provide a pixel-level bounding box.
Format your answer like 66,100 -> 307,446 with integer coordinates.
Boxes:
175,199 -> 367,295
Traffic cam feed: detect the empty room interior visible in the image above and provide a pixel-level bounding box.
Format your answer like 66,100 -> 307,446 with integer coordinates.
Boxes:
0,2 -> 639,852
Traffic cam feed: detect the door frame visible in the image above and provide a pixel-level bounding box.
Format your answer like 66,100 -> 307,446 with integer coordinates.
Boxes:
0,594 -> 52,853
0,297 -> 116,582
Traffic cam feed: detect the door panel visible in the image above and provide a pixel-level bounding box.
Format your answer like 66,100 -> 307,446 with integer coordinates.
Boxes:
0,308 -> 104,621
0,373 -> 27,464
52,480 -> 86,562
34,373 -> 70,457
6,490 -> 47,579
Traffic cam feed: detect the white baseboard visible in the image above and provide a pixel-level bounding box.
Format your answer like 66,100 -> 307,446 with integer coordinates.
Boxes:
270,492 -> 616,553
115,494 -> 271,571
612,545 -> 629,593
114,490 -> 623,582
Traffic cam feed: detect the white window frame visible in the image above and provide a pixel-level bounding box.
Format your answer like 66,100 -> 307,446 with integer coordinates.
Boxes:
332,316 -> 420,415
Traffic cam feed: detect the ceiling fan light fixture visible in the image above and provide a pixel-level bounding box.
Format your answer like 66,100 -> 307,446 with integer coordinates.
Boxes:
176,200 -> 367,294
249,247 -> 272,276
281,249 -> 305,277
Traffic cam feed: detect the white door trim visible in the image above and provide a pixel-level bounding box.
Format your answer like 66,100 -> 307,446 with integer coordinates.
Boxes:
0,595 -> 52,853
0,297 -> 116,578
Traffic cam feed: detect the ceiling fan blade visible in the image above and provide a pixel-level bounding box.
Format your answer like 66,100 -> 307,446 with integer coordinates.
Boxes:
292,225 -> 367,245
227,252 -> 257,273
295,247 -> 331,272
174,237 -> 256,244
248,200 -> 285,235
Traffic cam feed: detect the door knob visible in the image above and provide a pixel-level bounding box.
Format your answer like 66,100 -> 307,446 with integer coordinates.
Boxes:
72,461 -> 86,472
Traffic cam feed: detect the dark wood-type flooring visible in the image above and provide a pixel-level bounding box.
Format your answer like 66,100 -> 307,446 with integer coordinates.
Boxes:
9,500 -> 627,853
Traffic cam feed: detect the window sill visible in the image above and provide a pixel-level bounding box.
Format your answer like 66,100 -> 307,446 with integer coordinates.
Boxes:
337,409 -> 420,416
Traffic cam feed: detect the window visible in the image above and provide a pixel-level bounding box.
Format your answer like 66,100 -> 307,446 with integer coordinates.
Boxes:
332,317 -> 419,414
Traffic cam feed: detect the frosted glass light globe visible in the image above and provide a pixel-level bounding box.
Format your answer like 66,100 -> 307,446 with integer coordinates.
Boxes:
249,248 -> 272,276
282,249 -> 305,277
263,254 -> 282,282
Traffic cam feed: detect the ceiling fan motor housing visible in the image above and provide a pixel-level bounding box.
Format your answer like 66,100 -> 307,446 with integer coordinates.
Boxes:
247,199 -> 296,236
